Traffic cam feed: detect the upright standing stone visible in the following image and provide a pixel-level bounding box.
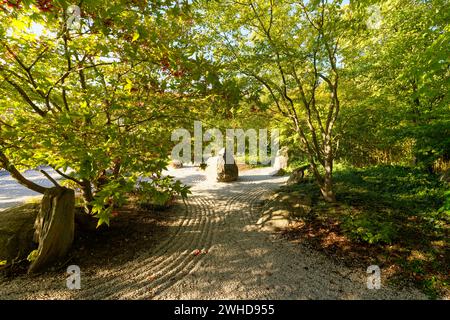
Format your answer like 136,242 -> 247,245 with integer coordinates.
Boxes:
206,148 -> 239,182
273,147 -> 289,170
286,164 -> 309,185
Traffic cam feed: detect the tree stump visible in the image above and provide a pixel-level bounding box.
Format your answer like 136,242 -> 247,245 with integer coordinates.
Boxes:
28,187 -> 75,273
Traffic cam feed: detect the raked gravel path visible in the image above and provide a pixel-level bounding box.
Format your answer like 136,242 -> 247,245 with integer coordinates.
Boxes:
0,166 -> 427,299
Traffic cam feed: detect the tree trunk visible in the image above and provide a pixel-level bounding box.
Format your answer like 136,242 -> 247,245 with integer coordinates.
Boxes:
320,171 -> 336,202
28,187 -> 75,273
321,146 -> 336,202
80,179 -> 94,213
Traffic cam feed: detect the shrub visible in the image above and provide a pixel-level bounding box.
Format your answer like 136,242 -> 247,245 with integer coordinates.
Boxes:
136,176 -> 191,210
342,215 -> 397,244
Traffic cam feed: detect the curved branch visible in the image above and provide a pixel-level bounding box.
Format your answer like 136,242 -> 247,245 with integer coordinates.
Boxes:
3,77 -> 47,117
53,168 -> 82,185
0,151 -> 47,194
40,169 -> 61,188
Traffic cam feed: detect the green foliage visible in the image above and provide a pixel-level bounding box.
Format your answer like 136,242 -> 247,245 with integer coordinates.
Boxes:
439,190 -> 450,216
91,178 -> 136,227
288,164 -> 448,296
337,0 -> 450,168
409,121 -> 450,171
0,0 -> 448,294
0,0 -> 200,223
59,179 -> 81,191
26,249 -> 38,262
136,176 -> 191,210
342,215 -> 397,244
335,165 -> 447,212
336,165 -> 448,295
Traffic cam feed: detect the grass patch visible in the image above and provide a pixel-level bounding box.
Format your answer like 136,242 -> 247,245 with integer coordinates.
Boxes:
282,164 -> 449,298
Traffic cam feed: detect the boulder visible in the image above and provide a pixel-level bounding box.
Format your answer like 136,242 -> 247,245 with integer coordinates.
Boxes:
273,147 -> 289,171
256,190 -> 312,232
286,165 -> 309,185
206,149 -> 238,182
170,160 -> 183,169
217,159 -> 239,183
273,156 -> 288,171
0,204 -> 39,266
205,156 -> 217,180
284,191 -> 312,217
257,209 -> 292,232
74,208 -> 98,232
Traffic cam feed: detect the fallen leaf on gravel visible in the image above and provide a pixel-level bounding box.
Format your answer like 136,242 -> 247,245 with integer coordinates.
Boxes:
192,249 -> 209,256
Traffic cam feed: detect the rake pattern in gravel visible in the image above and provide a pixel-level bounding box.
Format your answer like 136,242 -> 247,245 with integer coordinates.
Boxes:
0,167 -> 427,299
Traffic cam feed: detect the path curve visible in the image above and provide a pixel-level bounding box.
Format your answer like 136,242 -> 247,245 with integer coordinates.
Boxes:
0,167 -> 426,299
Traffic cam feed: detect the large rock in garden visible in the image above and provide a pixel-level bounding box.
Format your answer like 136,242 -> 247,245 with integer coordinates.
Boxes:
206,149 -> 238,182
281,191 -> 312,217
256,209 -> 292,232
286,165 -> 309,185
256,190 -> 312,232
0,204 -> 39,266
273,147 -> 289,171
169,160 -> 183,169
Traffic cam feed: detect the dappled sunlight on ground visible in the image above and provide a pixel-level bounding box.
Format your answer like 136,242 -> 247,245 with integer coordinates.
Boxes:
0,166 -> 428,299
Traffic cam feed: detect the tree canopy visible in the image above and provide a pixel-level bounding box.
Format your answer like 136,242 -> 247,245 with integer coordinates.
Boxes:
0,0 -> 448,223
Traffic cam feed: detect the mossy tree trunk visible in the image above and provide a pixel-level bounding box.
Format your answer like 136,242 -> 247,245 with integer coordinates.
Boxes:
1,153 -> 77,272
28,186 -> 75,273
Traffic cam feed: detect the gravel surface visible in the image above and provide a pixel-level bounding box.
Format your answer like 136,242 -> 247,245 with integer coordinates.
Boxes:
0,166 -> 427,299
